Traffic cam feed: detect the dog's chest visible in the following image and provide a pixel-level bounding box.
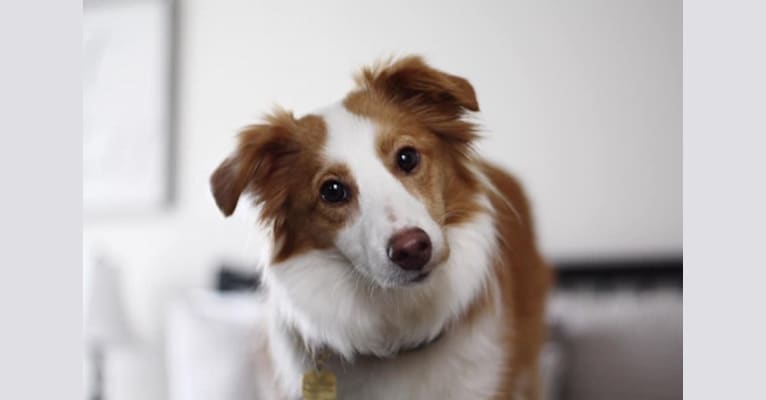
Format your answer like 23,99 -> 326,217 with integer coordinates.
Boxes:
322,314 -> 506,400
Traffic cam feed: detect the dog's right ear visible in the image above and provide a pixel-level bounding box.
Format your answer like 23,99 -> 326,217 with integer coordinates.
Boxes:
210,156 -> 245,217
210,120 -> 301,217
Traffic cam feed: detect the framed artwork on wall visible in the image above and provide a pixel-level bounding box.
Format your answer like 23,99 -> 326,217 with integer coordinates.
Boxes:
83,0 -> 176,214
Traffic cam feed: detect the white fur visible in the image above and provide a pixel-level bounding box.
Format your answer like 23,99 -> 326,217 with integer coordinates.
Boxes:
258,103 -> 507,399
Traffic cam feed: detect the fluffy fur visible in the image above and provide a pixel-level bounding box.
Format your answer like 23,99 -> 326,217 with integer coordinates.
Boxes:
211,56 -> 551,399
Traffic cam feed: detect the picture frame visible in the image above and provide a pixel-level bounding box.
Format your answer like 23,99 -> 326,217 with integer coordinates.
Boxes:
83,0 -> 176,215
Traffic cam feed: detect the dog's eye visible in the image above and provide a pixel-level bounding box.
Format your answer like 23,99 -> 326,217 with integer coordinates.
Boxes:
320,180 -> 349,203
396,147 -> 420,173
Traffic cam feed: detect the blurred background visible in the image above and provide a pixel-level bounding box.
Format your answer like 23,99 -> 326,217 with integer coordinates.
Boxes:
83,0 -> 681,399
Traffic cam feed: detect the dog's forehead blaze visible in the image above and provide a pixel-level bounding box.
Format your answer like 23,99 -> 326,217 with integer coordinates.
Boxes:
343,90 -> 483,227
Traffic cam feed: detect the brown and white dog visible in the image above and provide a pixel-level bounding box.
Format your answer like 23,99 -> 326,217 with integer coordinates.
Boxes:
211,56 -> 551,399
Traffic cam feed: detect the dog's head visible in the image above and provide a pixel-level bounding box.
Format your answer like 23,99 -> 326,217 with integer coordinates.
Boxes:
212,56 -> 482,288
210,56 -> 494,357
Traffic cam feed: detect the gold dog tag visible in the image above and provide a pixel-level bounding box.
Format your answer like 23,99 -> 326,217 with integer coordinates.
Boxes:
301,369 -> 336,400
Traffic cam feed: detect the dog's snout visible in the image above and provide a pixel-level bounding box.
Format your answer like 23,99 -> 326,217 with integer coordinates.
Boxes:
387,228 -> 432,271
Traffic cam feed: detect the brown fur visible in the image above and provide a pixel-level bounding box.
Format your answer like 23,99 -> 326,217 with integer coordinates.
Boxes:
482,162 -> 552,399
210,110 -> 360,262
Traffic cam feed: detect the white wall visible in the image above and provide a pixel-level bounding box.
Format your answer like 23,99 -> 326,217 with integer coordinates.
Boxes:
83,1 -> 681,398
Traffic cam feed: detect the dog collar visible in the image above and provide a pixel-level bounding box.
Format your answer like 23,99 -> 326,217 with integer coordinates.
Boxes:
364,330 -> 446,359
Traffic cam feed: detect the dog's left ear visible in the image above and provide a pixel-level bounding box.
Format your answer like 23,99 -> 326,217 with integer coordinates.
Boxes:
358,55 -> 479,115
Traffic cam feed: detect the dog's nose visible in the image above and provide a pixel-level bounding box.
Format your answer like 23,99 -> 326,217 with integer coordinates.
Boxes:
387,228 -> 432,271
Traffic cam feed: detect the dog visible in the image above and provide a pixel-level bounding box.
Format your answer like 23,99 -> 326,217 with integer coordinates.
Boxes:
210,56 -> 552,399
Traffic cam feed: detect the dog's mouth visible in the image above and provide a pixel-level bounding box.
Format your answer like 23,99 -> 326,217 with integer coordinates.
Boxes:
375,268 -> 434,288
408,271 -> 431,284
349,261 -> 434,289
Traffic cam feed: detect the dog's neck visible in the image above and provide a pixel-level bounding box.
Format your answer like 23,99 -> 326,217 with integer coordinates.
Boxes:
371,330 -> 445,357
282,318 -> 449,365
